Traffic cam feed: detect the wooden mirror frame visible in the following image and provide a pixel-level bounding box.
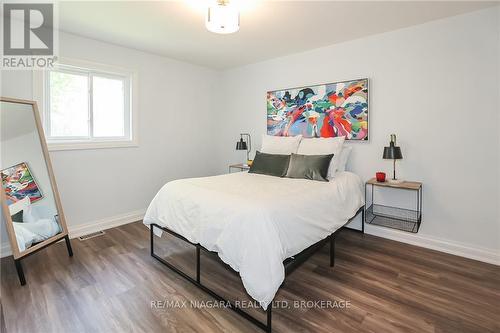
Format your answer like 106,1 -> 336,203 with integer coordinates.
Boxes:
1,97 -> 72,280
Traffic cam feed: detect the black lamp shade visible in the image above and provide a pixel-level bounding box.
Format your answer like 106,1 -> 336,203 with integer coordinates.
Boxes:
383,144 -> 403,160
236,139 -> 248,150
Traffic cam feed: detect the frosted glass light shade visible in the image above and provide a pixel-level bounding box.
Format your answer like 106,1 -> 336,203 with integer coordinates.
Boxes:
206,3 -> 239,34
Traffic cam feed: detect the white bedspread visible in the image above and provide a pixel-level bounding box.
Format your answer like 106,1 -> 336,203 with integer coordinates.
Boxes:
143,171 -> 364,309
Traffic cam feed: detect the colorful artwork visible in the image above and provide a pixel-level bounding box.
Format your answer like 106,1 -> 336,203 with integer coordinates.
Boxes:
267,79 -> 368,140
1,162 -> 43,206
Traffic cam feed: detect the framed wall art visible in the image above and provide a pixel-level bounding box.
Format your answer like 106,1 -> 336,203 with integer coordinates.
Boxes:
267,78 -> 369,140
1,162 -> 43,205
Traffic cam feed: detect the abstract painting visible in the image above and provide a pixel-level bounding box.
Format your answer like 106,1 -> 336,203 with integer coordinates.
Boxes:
267,78 -> 368,140
1,162 -> 43,206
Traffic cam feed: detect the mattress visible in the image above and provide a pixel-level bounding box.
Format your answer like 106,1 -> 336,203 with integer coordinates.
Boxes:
143,171 -> 364,309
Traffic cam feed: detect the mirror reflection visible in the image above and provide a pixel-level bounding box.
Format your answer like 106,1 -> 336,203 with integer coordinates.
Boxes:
1,101 -> 62,252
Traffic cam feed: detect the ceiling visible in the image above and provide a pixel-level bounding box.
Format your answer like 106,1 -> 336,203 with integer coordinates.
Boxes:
58,1 -> 498,69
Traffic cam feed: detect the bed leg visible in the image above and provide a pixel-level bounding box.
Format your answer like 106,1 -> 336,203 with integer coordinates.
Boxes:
361,207 -> 365,234
196,245 -> 201,283
330,233 -> 335,267
266,305 -> 272,333
150,225 -> 154,256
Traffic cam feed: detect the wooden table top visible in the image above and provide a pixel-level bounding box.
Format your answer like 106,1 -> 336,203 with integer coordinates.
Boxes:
229,163 -> 250,169
367,177 -> 422,190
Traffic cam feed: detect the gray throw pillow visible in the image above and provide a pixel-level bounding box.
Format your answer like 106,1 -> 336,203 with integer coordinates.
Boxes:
11,210 -> 23,222
249,151 -> 291,177
285,153 -> 334,181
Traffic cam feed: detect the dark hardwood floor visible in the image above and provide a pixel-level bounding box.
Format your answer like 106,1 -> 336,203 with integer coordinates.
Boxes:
1,221 -> 499,333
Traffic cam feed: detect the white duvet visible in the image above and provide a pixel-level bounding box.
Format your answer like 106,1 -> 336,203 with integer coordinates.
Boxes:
143,171 -> 364,309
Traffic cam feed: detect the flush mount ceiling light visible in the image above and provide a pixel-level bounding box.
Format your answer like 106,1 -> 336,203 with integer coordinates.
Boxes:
206,0 -> 240,34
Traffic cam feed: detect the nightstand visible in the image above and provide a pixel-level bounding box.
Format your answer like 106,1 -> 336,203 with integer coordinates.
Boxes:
229,163 -> 250,173
365,178 -> 422,233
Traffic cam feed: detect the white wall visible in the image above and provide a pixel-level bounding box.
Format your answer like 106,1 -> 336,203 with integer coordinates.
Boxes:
1,32 -> 220,252
213,8 -> 500,263
1,8 -> 498,264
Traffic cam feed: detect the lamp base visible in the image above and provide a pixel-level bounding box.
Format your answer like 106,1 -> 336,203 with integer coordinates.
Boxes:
388,178 -> 404,184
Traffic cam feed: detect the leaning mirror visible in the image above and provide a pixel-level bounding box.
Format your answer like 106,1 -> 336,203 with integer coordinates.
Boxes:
0,97 -> 72,285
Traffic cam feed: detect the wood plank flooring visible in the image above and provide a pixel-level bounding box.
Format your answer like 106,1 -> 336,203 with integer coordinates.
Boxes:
1,221 -> 499,333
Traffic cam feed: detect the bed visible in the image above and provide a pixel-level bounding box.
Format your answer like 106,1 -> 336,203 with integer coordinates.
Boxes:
9,197 -> 61,252
143,170 -> 364,331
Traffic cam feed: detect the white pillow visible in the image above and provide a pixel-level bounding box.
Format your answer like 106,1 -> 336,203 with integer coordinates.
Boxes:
337,146 -> 353,173
297,136 -> 345,178
8,196 -> 30,215
22,205 -> 39,223
261,134 -> 302,154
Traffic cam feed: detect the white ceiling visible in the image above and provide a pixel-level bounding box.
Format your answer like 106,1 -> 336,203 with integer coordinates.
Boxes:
58,1 -> 498,69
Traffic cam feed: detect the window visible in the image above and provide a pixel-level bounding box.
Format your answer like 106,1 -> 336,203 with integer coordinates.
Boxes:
36,60 -> 136,150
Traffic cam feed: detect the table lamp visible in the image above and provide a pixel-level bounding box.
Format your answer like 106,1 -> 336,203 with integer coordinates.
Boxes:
383,134 -> 403,183
236,133 -> 252,166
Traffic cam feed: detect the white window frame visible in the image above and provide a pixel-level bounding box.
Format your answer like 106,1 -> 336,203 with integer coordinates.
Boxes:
33,58 -> 138,151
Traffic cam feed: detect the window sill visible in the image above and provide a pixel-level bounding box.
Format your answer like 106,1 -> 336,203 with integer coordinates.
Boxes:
47,140 -> 138,152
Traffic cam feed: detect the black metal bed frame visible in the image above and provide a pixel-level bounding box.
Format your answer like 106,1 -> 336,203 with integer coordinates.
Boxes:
150,207 -> 364,333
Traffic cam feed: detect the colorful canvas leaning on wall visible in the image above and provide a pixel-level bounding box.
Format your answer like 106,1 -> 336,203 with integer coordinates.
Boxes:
267,78 -> 368,140
1,162 -> 43,206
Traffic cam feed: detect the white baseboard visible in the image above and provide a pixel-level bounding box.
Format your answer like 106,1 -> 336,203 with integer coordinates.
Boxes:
365,225 -> 500,266
68,209 -> 146,239
0,209 -> 146,258
1,209 -> 498,266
